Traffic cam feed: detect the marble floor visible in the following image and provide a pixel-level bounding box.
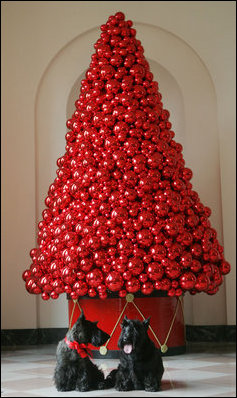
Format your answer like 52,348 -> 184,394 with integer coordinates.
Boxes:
1,343 -> 236,397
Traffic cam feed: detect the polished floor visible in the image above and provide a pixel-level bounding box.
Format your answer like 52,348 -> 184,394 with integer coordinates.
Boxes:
1,343 -> 236,397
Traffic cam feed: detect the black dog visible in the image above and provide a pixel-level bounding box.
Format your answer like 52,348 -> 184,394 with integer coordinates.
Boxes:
106,316 -> 164,391
54,311 -> 110,391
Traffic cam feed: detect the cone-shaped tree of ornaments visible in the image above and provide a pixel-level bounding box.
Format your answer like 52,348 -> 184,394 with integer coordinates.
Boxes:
23,12 -> 230,352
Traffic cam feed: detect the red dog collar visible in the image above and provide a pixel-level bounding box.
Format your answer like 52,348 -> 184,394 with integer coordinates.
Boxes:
64,337 -> 93,358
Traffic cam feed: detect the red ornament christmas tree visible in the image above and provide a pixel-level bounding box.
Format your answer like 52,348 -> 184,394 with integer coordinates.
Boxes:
23,11 -> 230,302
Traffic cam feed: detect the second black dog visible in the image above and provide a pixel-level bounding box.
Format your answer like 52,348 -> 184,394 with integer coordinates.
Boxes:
54,310 -> 110,392
106,315 -> 164,391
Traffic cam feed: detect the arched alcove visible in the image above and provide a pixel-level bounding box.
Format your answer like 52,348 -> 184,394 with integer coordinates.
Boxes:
35,23 -> 226,328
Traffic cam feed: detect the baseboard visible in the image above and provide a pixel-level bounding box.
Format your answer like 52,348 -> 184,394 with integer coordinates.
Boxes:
186,325 -> 236,342
1,328 -> 68,346
1,325 -> 235,347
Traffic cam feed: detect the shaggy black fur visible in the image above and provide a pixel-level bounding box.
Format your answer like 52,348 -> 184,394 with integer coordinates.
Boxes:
105,315 -> 164,391
53,311 -> 110,392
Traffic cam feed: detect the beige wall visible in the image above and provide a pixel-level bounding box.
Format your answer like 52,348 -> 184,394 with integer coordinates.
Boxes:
2,1 -> 236,329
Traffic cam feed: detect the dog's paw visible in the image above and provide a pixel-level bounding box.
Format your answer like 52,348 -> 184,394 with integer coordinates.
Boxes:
145,386 -> 159,392
76,385 -> 90,392
97,381 -> 106,390
115,385 -> 131,392
145,383 -> 161,392
55,387 -> 73,392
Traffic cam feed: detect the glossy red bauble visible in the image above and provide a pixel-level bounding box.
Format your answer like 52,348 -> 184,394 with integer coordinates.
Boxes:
179,272 -> 196,290
141,281 -> 154,295
105,271 -> 124,291
126,277 -> 140,293
146,262 -> 164,281
219,260 -> 231,275
86,269 -> 103,288
136,229 -> 153,247
127,257 -> 144,275
165,262 -> 182,279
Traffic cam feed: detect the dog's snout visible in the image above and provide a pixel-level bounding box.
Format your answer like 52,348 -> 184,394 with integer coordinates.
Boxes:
101,330 -> 110,345
92,329 -> 110,347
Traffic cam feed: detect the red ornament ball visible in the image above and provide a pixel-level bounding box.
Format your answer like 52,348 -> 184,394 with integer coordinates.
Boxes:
127,258 -> 144,275
86,269 -> 103,288
136,229 -> 153,246
165,262 -> 182,279
180,272 -> 196,290
126,277 -> 140,293
219,260 -> 231,275
141,281 -> 154,295
147,262 -> 164,281
105,271 -> 124,291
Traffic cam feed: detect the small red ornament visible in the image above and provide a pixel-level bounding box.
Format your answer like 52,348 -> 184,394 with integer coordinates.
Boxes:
42,292 -> 50,301
126,277 -> 140,293
147,262 -> 164,281
219,260 -> 231,275
136,229 -> 153,246
180,252 -> 193,268
191,243 -> 202,258
118,238 -> 133,256
139,273 -> 148,283
180,272 -> 196,290
165,262 -> 182,279
190,259 -> 202,273
209,248 -> 221,263
86,269 -> 103,288
150,244 -> 167,261
73,280 -> 88,296
141,281 -> 154,295
22,270 -> 32,282
127,258 -> 144,275
50,291 -> 59,300
88,288 -> 97,297
195,273 -> 210,291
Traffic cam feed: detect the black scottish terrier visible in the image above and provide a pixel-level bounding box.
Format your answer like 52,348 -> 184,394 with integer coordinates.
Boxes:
106,315 -> 164,391
53,311 -> 110,391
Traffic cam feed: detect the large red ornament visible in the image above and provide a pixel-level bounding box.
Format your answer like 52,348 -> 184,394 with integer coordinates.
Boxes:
180,272 -> 197,290
105,271 -> 124,291
22,11 -> 230,301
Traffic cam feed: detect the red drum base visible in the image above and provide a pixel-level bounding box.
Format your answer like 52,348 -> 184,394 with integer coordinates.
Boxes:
67,292 -> 186,357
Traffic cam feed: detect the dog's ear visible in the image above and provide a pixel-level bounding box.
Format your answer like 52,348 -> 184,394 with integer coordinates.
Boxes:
121,315 -> 129,327
143,317 -> 150,329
